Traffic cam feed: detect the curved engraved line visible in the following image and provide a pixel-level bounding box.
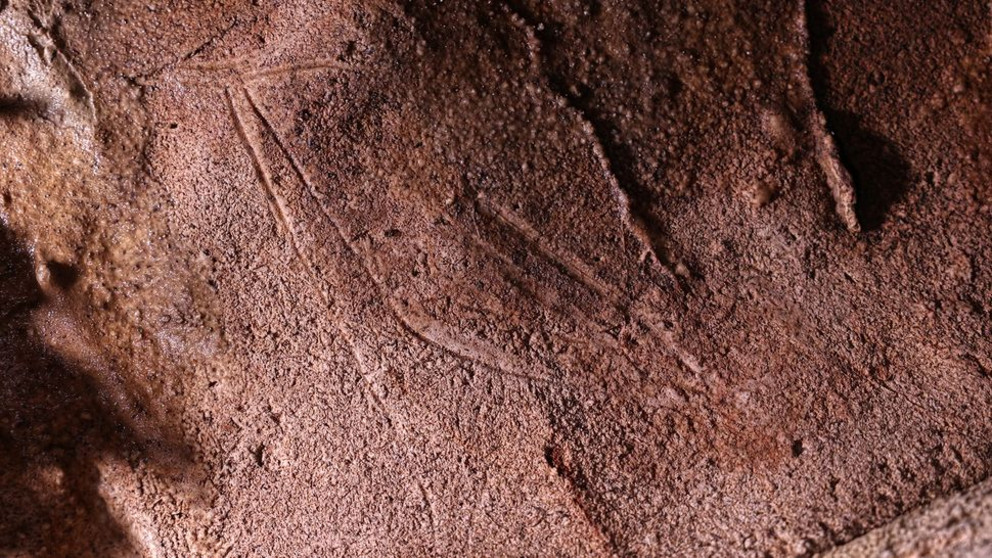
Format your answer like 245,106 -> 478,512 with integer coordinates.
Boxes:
233,86 -> 555,523
502,1 -> 679,277
241,87 -> 550,385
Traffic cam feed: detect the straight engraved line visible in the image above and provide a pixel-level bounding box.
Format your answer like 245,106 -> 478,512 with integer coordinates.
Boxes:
178,58 -> 350,78
131,18 -> 242,81
462,226 -> 709,404
238,225 -> 505,512
475,194 -> 622,304
398,300 -> 552,383
473,194 -> 705,375
465,473 -> 485,550
245,59 -> 351,79
464,232 -> 645,380
798,0 -> 860,232
178,60 -> 249,72
828,348 -> 953,432
416,480 -> 439,555
225,88 -> 294,238
176,9 -> 358,78
27,11 -> 97,122
228,86 -> 381,390
500,3 -> 707,381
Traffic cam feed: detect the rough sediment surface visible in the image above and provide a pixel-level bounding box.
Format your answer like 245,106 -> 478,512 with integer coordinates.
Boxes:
0,1 -> 989,556
827,476 -> 992,557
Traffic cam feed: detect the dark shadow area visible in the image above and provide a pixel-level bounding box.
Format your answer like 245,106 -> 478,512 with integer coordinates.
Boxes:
827,111 -> 912,231
805,0 -> 912,231
0,223 -> 190,557
0,95 -> 49,120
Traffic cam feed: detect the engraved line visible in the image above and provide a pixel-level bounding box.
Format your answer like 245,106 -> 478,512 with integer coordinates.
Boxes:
798,0 -> 860,232
242,87 -> 550,385
228,85 -> 380,390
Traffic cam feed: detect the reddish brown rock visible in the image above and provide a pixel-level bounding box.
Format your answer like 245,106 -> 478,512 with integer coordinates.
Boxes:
1,1 -> 989,556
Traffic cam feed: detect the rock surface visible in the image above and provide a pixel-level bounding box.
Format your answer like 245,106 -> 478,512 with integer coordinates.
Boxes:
0,0 -> 989,556
827,476 -> 992,558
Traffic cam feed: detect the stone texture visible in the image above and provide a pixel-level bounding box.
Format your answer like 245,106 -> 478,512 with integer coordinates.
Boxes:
0,1 -> 989,556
